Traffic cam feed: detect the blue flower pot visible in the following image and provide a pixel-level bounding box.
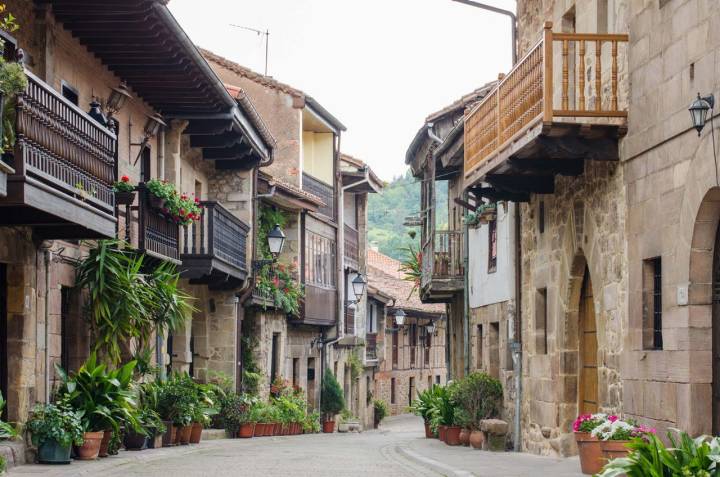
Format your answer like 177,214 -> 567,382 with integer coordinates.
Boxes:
38,439 -> 72,465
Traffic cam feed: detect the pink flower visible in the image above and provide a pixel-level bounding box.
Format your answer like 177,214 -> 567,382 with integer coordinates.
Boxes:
608,415 -> 619,423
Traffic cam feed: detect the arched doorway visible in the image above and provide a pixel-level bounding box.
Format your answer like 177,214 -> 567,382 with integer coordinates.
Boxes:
578,269 -> 598,414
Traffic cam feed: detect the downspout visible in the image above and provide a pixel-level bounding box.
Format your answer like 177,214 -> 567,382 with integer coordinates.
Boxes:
463,191 -> 470,377
512,202 -> 522,452
41,245 -> 52,403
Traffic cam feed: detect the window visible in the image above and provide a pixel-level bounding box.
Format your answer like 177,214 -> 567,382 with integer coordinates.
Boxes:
488,218 -> 497,273
424,327 -> 431,366
61,81 -> 79,105
476,324 -> 483,369
643,258 -> 663,350
435,375 -> 440,385
408,377 -> 415,405
271,333 -> 280,383
305,231 -> 336,288
292,358 -> 300,388
366,376 -> 371,405
366,301 -> 377,333
409,323 -> 417,367
392,329 -> 398,369
535,288 -> 548,354
390,378 -> 396,404
539,201 -> 545,234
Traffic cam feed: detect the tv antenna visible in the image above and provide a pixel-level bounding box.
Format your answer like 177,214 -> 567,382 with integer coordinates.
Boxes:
229,24 -> 270,75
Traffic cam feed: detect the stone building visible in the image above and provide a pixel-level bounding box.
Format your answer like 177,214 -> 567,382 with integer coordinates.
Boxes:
368,249 -> 446,416
462,0 -> 630,456
203,51 -> 378,419
0,1 -> 272,467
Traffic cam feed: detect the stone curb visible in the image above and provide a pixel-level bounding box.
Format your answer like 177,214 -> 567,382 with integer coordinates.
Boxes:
395,444 -> 475,477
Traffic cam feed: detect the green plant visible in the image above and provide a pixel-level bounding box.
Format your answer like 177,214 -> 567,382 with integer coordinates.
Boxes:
410,385 -> 443,423
0,454 -> 5,474
112,175 -> 135,193
347,352 -> 363,380
0,24 -> 26,154
428,384 -> 457,431
303,411 -> 321,433
339,408 -> 354,424
75,240 -> 194,365
398,244 -> 422,298
26,403 -> 84,448
0,391 -> 16,440
320,372 -> 345,421
257,206 -> 289,260
452,372 -> 503,429
156,373 -> 199,427
239,334 -> 263,396
373,400 -> 388,423
145,179 -> 201,226
255,262 -> 304,316
55,354 -> 140,434
598,431 -> 720,477
218,392 -> 257,434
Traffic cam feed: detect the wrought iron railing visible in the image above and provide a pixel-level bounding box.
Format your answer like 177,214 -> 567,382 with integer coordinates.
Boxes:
183,201 -> 249,273
464,24 -> 628,175
11,70 -> 117,215
302,172 -> 334,218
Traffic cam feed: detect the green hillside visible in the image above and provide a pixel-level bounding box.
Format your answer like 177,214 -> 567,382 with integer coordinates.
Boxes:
367,170 -> 447,261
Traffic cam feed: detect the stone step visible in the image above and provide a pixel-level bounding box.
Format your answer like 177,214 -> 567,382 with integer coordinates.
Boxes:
201,429 -> 229,441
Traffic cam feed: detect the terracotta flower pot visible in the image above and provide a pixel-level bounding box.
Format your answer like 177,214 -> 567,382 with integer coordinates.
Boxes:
179,425 -> 192,445
322,420 -> 335,433
162,421 -> 176,447
190,422 -> 203,444
424,421 -> 433,438
575,432 -> 603,475
601,440 -> 631,462
282,424 -> 290,435
274,422 -> 281,435
98,429 -> 112,457
148,434 -> 163,449
469,430 -> 484,449
238,422 -> 255,438
445,426 -> 462,446
253,423 -> 264,437
75,431 -> 104,460
123,431 -> 147,451
295,422 -> 302,434
173,425 -> 183,445
459,428 -> 471,446
438,425 -> 448,442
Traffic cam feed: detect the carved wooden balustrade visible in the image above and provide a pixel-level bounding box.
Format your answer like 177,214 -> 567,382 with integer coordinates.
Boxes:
181,201 -> 249,286
302,172 -> 334,219
365,332 -> 378,361
1,69 -> 118,237
421,230 -> 465,289
465,23 -> 629,176
138,186 -> 180,263
344,224 -> 359,265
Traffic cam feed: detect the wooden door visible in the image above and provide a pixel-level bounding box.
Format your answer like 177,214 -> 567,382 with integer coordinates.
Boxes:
712,225 -> 720,434
579,269 -> 598,414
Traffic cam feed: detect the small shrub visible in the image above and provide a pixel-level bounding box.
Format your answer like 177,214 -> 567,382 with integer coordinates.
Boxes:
320,373 -> 345,421
373,400 -> 388,423
452,372 -> 503,429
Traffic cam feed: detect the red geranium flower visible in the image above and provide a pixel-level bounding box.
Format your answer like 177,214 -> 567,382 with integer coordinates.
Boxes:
121,175 -> 130,182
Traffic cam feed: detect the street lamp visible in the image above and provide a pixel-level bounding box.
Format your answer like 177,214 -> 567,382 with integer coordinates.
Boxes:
689,93 -> 715,136
106,82 -> 132,117
394,309 -> 406,327
253,223 -> 286,270
426,322 -> 436,335
351,274 -> 367,302
267,224 -> 286,259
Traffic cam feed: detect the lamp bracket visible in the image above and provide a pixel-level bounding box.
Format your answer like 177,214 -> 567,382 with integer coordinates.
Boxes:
252,259 -> 275,271
704,94 -> 715,109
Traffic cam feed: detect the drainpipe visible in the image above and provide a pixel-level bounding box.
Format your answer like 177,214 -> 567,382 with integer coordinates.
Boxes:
511,202 -> 523,452
463,191 -> 470,377
41,245 -> 52,403
449,0 -> 517,65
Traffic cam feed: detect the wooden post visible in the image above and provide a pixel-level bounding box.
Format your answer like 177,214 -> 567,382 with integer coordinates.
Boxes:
497,73 -> 504,144
595,40 -> 602,111
579,40 -> 586,111
611,40 -> 618,111
543,22 -> 553,123
562,39 -> 569,111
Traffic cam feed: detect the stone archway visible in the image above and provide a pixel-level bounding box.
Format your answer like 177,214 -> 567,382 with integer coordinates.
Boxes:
687,188 -> 720,435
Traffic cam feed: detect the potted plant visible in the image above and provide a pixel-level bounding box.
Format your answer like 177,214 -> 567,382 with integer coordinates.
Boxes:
337,409 -> 354,433
113,175 -> 136,205
156,373 -> 197,445
452,372 -> 503,450
454,408 -> 471,446
591,416 -> 654,462
0,392 -> 17,441
26,403 -> 84,465
373,400 -> 388,429
410,386 -> 440,438
320,373 -> 345,433
145,179 -> 202,225
54,355 -> 140,460
573,413 -> 606,475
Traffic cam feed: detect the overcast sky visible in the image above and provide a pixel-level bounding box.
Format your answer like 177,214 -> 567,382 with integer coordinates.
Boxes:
169,0 -> 514,182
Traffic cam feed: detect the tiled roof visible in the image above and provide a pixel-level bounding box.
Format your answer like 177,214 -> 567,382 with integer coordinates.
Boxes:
339,153 -> 384,190
224,83 -> 277,150
425,81 -> 497,122
367,249 -> 445,315
258,171 -> 325,206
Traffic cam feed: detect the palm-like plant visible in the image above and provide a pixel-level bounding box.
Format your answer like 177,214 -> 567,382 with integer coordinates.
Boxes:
399,244 -> 422,298
0,392 -> 17,440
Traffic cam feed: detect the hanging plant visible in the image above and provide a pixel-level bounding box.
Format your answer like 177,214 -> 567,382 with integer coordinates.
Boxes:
145,178 -> 202,226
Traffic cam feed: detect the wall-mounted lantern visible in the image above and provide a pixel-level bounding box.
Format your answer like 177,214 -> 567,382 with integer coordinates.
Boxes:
689,93 -> 715,136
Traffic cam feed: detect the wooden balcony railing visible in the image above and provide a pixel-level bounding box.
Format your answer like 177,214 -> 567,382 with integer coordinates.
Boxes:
302,172 -> 334,219
344,224 -> 359,264
366,333 -> 377,361
138,187 -> 180,263
1,69 -> 117,237
421,230 -> 464,288
181,201 -> 249,284
465,23 -> 628,176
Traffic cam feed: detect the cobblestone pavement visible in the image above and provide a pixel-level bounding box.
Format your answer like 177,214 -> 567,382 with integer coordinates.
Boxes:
9,415 -> 583,476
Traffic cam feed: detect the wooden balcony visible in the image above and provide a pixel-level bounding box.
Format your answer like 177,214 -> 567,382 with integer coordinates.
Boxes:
137,187 -> 180,264
366,333 -> 377,361
0,70 -> 117,238
181,201 -> 250,289
344,224 -> 359,268
464,23 -> 628,199
296,284 -> 337,326
302,172 -> 334,219
421,230 -> 464,303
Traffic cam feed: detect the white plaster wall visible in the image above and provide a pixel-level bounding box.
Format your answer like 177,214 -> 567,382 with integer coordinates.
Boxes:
468,202 -> 515,308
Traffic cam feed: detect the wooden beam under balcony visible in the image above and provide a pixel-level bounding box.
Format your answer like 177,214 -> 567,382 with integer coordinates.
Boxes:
469,187 -> 530,203
487,174 -> 555,194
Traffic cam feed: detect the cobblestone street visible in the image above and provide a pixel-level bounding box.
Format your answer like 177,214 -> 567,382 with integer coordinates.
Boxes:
9,415 -> 582,477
